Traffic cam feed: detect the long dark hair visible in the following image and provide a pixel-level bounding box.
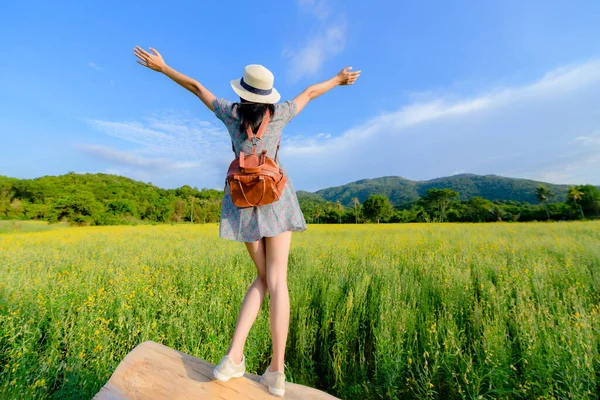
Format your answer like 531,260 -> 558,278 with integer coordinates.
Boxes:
232,98 -> 275,134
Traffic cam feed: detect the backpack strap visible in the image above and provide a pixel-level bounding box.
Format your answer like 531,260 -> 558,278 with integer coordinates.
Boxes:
232,110 -> 275,159
245,110 -> 271,157
246,110 -> 271,140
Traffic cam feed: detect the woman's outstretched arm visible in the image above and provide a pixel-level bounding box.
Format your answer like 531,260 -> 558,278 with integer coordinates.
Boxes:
134,46 -> 216,111
293,67 -> 361,115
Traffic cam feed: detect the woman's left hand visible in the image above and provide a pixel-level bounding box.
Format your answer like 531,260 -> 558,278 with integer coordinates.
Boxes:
134,46 -> 167,73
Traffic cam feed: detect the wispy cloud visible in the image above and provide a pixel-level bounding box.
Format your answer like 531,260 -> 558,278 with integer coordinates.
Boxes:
285,1 -> 346,81
279,60 -> 600,190
574,132 -> 600,146
88,62 -> 103,71
81,111 -> 233,188
81,61 -> 600,191
86,112 -> 229,158
285,25 -> 346,81
518,148 -> 600,185
78,145 -> 202,171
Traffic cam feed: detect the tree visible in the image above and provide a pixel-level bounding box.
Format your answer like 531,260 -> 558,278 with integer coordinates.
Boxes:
106,199 -> 137,217
567,186 -> 585,219
0,180 -> 13,219
352,197 -> 360,224
419,188 -> 459,222
488,204 -> 507,222
335,200 -> 343,224
325,202 -> 333,217
198,198 -> 221,223
536,185 -> 554,221
171,199 -> 187,222
175,185 -> 197,199
314,206 -> 321,224
8,199 -> 25,219
363,194 -> 393,223
188,196 -> 197,223
447,201 -> 467,222
26,203 -> 49,220
466,196 -> 493,222
49,193 -> 103,225
578,185 -> 600,217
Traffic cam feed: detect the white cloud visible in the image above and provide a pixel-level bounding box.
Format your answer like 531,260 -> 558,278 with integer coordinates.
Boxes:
285,1 -> 346,81
279,60 -> 600,190
524,150 -> 600,184
88,62 -> 103,71
86,112 -> 229,158
82,112 -> 233,189
286,25 -> 345,81
81,61 -> 600,191
574,132 -> 600,146
78,145 -> 202,171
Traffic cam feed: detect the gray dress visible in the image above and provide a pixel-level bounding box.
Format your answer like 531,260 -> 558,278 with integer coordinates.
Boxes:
213,98 -> 307,242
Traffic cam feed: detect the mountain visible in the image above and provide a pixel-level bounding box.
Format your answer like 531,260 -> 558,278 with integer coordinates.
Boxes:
310,174 -> 593,206
3,172 -> 596,213
296,190 -> 328,203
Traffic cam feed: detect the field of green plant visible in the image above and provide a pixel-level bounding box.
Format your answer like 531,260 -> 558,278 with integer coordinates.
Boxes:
1,222 -> 599,399
0,220 -> 69,235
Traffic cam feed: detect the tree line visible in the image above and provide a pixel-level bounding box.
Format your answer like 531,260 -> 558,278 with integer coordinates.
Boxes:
300,185 -> 600,224
1,173 -> 598,225
0,173 -> 223,225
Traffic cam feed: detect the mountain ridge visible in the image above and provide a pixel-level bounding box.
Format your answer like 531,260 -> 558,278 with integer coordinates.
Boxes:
297,173 -> 599,206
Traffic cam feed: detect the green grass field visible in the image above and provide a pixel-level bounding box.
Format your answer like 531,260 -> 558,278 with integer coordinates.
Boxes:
0,220 -> 69,235
1,222 -> 599,399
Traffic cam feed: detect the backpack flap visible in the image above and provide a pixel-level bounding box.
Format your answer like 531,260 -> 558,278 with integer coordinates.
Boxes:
238,150 -> 267,173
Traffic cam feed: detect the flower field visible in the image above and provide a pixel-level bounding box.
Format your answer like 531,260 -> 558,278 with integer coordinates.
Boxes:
1,222 -> 599,399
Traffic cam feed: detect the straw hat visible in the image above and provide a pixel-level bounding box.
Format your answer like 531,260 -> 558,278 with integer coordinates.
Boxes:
230,64 -> 281,104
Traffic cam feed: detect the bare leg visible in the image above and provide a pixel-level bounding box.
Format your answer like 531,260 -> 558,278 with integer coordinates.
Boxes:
265,231 -> 292,372
226,237 -> 268,364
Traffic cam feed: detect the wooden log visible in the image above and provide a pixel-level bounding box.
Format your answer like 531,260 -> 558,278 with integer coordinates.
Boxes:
93,341 -> 339,400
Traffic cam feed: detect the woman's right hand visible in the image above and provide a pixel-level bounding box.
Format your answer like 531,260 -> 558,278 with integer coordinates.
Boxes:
293,66 -> 362,116
335,67 -> 361,85
134,46 -> 167,73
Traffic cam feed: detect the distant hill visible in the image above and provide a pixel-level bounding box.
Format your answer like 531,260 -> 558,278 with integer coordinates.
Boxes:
296,190 -> 327,203
309,174 -> 594,206
3,172 -> 597,219
0,172 -> 224,225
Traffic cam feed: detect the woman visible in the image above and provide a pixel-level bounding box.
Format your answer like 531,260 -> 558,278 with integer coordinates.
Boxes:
134,46 -> 360,397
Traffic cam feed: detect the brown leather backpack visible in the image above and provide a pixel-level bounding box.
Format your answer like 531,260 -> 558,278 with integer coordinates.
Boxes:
226,110 -> 287,208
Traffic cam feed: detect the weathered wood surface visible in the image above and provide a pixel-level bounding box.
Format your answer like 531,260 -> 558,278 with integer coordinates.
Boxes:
93,341 -> 339,400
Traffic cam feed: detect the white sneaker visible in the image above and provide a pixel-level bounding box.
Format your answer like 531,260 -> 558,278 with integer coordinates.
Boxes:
260,366 -> 286,397
213,355 -> 245,382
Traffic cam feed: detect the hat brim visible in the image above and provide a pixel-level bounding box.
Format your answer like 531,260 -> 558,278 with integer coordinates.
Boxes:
230,79 -> 281,104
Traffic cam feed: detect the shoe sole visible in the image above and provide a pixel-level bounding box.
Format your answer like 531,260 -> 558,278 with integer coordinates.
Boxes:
213,369 -> 245,382
268,386 -> 285,397
260,378 -> 285,397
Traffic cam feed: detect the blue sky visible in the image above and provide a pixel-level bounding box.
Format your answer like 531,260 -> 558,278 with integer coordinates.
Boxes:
1,0 -> 599,191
